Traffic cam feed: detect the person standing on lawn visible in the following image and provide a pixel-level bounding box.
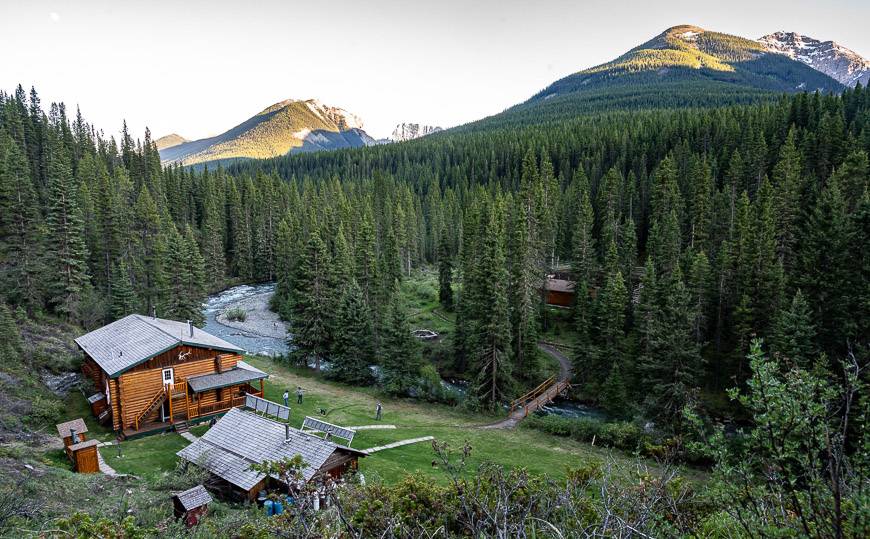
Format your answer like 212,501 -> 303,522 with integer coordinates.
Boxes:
375,401 -> 382,421
296,386 -> 304,404
283,389 -> 289,407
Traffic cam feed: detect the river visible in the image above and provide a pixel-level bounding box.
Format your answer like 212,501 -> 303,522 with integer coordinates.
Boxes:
202,284 -> 603,418
202,283 -> 289,357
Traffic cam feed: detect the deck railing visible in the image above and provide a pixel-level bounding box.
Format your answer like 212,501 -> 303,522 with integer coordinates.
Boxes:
187,386 -> 263,420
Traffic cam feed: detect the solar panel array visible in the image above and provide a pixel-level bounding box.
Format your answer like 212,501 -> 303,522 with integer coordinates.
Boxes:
244,393 -> 291,421
301,416 -> 355,446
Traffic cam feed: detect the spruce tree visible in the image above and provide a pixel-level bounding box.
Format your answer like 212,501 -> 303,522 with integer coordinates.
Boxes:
437,232 -> 454,310
772,289 -> 817,368
472,208 -> 514,408
0,132 -> 44,310
109,260 -> 137,320
45,132 -> 89,319
329,280 -> 375,385
290,232 -> 332,370
382,291 -> 423,395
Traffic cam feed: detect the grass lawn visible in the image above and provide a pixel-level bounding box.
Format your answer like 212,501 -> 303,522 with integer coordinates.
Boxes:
58,390 -> 116,442
244,356 -> 642,484
99,432 -> 190,480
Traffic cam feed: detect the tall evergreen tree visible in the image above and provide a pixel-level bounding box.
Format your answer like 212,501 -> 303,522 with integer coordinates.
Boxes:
45,131 -> 90,319
437,232 -> 454,310
109,260 -> 137,320
289,232 -> 332,370
329,280 -> 375,385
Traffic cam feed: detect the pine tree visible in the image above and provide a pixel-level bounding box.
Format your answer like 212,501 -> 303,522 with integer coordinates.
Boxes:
772,128 -> 803,269
290,232 -> 332,370
437,233 -> 454,310
329,280 -> 375,385
0,132 -> 44,310
382,291 -> 423,395
45,131 -> 90,319
772,289 -> 817,368
472,208 -> 514,408
570,168 -> 596,287
591,270 -> 628,394
637,265 -> 702,419
131,186 -> 164,315
796,176 -> 852,353
109,260 -> 137,320
601,363 -> 629,418
200,183 -> 226,290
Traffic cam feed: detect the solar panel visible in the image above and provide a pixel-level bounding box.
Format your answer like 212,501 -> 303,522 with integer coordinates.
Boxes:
243,394 -> 290,422
301,416 -> 355,446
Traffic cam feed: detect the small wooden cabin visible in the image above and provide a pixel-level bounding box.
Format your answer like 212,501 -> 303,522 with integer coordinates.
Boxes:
544,277 -> 575,307
75,315 -> 268,437
173,484 -> 212,527
56,418 -> 88,448
177,407 -> 366,500
56,418 -> 99,473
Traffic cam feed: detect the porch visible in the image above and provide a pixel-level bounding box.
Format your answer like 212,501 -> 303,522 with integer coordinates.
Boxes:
124,381 -> 265,439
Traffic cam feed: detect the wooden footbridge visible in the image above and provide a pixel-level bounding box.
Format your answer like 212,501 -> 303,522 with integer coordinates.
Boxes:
482,342 -> 572,429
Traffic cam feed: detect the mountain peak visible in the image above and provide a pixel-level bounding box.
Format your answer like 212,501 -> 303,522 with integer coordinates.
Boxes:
391,123 -> 443,142
759,31 -> 870,87
158,99 -> 374,166
154,133 -> 188,151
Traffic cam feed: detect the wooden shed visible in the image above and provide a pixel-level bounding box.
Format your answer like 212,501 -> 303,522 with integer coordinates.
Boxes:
75,315 -> 267,437
177,407 -> 366,500
68,439 -> 100,473
173,484 -> 212,527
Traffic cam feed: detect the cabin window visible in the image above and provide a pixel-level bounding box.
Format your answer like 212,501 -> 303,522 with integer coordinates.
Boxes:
162,368 -> 174,385
216,388 -> 224,402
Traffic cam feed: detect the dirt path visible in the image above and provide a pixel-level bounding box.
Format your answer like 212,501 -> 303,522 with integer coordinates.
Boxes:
480,343 -> 572,430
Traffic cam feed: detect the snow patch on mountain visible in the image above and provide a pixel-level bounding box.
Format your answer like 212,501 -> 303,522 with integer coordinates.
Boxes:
759,31 -> 870,87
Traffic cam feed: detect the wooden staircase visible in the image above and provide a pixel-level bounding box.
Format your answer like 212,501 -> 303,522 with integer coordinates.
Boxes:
134,387 -> 167,431
174,420 -> 189,434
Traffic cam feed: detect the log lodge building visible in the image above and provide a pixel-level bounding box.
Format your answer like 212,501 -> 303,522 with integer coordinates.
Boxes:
76,314 -> 268,437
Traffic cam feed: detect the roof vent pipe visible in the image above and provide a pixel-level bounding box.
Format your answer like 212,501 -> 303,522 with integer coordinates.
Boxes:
285,424 -> 290,441
188,320 -> 194,337
69,427 -> 78,444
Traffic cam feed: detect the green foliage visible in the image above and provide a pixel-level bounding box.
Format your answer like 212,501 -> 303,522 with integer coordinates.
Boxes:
225,307 -> 247,322
699,340 -> 870,537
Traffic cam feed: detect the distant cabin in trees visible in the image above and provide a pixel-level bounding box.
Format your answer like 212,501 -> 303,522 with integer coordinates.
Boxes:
75,315 -> 267,437
177,407 -> 366,500
543,276 -> 576,308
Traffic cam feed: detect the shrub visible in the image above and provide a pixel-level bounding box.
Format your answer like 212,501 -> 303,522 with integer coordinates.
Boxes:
225,307 -> 247,322
526,415 -> 648,452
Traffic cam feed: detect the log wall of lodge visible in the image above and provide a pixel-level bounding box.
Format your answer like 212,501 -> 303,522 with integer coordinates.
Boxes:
81,346 -> 243,431
117,347 -> 241,430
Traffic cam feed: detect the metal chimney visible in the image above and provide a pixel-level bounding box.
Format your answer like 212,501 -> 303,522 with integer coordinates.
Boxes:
69,427 -> 78,444
188,320 -> 194,337
285,424 -> 290,441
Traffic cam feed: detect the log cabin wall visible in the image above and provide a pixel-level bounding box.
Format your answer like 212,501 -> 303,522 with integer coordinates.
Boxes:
115,346 -> 242,430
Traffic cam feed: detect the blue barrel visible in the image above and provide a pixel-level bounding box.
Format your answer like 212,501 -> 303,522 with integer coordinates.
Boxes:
273,500 -> 283,515
263,499 -> 274,516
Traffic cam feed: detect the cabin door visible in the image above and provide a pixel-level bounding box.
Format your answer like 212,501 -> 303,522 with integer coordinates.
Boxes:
162,368 -> 175,386
161,369 -> 174,422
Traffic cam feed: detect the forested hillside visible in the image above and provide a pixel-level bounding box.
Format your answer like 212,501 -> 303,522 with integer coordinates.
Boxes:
461,25 -> 845,130
2,83 -> 868,416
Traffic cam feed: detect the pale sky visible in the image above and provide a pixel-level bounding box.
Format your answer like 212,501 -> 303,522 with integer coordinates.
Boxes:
2,0 -> 868,140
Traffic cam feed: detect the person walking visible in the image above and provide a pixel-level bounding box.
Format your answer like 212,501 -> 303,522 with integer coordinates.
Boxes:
296,386 -> 304,404
282,389 -> 290,407
375,401 -> 382,421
